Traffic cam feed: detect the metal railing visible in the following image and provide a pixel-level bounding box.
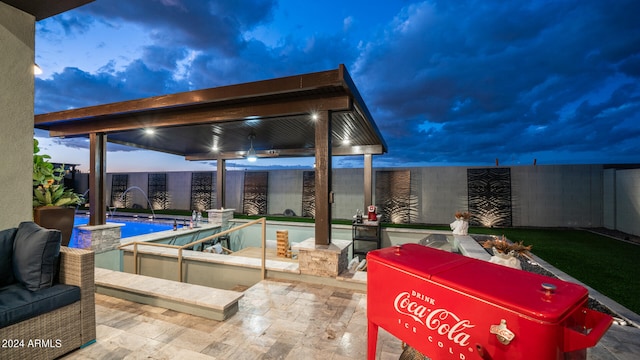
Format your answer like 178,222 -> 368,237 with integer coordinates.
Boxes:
118,217 -> 268,282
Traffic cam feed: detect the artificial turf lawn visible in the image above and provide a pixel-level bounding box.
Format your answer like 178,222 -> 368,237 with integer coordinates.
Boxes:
469,227 -> 640,315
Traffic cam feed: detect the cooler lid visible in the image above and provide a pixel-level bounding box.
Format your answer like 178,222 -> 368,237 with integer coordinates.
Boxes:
367,243 -> 470,279
368,244 -> 589,323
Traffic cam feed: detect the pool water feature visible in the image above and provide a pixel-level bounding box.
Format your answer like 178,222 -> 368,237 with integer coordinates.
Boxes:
97,221 -> 461,290
72,215 -> 173,239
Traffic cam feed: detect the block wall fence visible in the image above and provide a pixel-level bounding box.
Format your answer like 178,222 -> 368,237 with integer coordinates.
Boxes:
72,164 -> 639,237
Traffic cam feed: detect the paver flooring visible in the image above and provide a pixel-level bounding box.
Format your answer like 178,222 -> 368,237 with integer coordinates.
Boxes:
61,277 -> 640,359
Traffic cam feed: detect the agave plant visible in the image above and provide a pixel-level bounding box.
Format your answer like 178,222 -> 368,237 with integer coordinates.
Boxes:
33,139 -> 84,207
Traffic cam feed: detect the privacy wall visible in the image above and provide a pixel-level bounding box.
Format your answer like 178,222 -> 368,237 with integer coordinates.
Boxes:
101,164 -> 639,234
612,168 -> 640,237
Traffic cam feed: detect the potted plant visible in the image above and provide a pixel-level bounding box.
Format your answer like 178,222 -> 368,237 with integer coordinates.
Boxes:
482,235 -> 532,269
450,211 -> 470,235
33,139 -> 84,246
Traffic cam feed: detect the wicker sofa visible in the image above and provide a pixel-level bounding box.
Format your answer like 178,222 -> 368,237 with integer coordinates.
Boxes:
0,222 -> 96,360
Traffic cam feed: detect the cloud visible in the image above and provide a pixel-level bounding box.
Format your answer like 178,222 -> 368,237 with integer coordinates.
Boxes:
73,0 -> 277,55
352,0 -> 640,166
36,0 -> 358,108
34,0 -> 640,169
47,13 -> 94,36
35,55 -> 192,113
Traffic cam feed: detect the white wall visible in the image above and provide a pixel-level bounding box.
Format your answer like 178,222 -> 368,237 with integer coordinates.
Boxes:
512,165 -> 603,227
0,4 -> 34,229
603,169 -> 616,229
224,170 -> 244,213
101,164 -> 640,236
167,172 -> 192,210
268,170 -> 303,215
615,169 -> 640,237
333,168 -> 365,219
418,167 -> 469,224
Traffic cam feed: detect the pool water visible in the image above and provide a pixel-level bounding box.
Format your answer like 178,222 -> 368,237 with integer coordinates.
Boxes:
72,216 -> 173,239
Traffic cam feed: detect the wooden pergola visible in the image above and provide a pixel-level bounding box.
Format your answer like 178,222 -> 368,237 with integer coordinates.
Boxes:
35,65 -> 387,245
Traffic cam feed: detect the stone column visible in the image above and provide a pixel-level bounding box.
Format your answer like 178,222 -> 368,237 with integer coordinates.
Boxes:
293,238 -> 351,277
73,223 -> 123,253
206,208 -> 235,228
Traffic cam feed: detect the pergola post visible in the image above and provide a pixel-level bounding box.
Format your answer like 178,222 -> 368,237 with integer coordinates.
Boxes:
364,153 -> 373,210
215,157 -> 226,209
314,110 -> 332,245
89,132 -> 106,225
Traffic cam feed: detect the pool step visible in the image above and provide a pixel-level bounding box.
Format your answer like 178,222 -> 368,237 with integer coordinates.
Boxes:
94,268 -> 243,321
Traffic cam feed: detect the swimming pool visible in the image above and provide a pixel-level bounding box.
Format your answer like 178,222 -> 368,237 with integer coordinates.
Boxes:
72,215 -> 174,239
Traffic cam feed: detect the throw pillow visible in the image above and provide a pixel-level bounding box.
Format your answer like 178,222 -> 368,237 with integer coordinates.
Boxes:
0,227 -> 17,287
12,221 -> 61,291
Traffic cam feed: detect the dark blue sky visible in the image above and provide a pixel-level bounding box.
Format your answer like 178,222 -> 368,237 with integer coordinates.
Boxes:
34,0 -> 640,172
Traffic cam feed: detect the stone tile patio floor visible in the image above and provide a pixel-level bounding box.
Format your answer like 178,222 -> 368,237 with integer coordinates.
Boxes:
62,280 -> 403,359
61,277 -> 640,360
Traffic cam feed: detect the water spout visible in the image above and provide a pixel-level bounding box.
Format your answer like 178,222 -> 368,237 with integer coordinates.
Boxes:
117,186 -> 156,219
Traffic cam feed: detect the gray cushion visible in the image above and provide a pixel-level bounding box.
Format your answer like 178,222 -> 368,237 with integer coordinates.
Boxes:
12,222 -> 61,291
0,228 -> 17,287
0,283 -> 80,327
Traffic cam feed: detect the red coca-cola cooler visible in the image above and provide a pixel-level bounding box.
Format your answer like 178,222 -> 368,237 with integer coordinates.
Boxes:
367,244 -> 612,360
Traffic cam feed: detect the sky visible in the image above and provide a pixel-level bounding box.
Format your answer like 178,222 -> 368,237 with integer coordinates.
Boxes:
33,0 -> 640,173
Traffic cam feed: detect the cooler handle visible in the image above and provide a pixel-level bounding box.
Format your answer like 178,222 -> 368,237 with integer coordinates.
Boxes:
563,307 -> 613,352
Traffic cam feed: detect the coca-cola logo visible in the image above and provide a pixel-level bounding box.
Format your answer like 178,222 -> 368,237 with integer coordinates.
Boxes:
394,291 -> 475,347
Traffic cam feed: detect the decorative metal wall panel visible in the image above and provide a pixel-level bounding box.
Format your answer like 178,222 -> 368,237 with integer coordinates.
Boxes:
467,168 -> 512,227
190,172 -> 215,211
148,173 -> 169,210
375,170 -> 416,223
242,172 -> 268,215
302,171 -> 315,218
111,174 -> 129,207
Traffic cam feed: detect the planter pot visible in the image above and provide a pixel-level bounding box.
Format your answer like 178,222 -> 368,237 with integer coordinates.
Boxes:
33,206 -> 75,247
489,248 -> 522,269
450,218 -> 469,235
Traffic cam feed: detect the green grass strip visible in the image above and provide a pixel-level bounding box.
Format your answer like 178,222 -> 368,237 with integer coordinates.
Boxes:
472,227 -> 640,315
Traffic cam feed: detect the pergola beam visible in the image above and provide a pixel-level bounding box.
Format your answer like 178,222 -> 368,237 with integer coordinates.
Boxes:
185,144 -> 385,161
45,96 -> 351,138
35,69 -> 345,126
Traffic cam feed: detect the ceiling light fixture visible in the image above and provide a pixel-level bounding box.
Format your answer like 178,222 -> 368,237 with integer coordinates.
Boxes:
246,134 -> 257,162
211,135 -> 219,152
